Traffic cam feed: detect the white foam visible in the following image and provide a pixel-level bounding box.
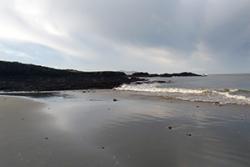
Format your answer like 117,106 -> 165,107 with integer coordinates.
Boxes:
115,84 -> 250,105
116,84 -> 206,94
215,91 -> 250,102
228,89 -> 239,93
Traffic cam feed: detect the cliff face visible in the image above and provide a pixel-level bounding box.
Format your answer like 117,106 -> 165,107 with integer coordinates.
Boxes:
0,61 -> 130,91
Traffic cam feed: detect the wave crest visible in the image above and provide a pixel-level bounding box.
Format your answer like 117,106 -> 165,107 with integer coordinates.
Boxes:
115,84 -> 250,105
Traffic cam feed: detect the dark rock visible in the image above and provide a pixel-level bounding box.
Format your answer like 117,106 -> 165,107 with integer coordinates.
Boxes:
113,98 -> 118,102
130,72 -> 203,78
214,102 -> 223,106
0,60 -> 203,91
186,133 -> 192,137
130,72 -> 152,77
168,126 -> 173,130
44,137 -> 49,140
156,81 -> 167,84
0,61 -> 133,91
165,72 -> 202,77
134,81 -> 144,85
134,80 -> 172,85
130,77 -> 147,82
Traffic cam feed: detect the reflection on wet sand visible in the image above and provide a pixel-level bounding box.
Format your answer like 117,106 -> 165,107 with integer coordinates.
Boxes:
1,90 -> 250,167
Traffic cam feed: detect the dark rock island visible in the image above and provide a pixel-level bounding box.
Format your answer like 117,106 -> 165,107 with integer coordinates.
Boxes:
0,61 -> 203,91
130,72 -> 203,78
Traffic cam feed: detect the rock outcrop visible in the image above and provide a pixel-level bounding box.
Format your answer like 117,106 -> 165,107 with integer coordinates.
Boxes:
0,61 -> 131,91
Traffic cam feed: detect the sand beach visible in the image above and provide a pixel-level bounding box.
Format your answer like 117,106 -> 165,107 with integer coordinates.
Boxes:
0,90 -> 250,167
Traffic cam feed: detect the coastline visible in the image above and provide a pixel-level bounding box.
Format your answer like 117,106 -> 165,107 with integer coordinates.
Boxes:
1,90 -> 250,167
0,60 -> 202,91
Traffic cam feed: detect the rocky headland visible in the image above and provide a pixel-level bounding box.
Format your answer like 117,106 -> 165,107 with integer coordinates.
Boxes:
0,61 -> 203,91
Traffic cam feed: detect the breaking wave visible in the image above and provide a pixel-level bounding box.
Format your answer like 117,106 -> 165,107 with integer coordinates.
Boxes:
115,84 -> 250,105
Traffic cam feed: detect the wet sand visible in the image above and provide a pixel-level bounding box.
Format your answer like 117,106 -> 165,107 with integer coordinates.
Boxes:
0,90 -> 250,167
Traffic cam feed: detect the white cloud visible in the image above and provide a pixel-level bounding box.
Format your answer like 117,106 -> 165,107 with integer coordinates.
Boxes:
0,0 -> 249,73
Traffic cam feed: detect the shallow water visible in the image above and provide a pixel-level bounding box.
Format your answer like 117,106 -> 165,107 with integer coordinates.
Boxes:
2,90 -> 249,167
117,74 -> 250,105
154,74 -> 250,90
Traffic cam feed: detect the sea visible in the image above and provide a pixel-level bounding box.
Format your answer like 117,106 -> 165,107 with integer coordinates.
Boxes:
116,74 -> 250,105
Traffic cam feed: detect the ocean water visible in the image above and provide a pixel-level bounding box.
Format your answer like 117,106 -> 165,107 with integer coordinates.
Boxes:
116,74 -> 250,105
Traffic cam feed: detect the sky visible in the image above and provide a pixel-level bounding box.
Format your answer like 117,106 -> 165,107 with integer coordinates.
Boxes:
0,0 -> 250,74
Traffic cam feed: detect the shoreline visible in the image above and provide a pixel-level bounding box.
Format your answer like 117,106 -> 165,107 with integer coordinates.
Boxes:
1,90 -> 250,167
1,89 -> 250,107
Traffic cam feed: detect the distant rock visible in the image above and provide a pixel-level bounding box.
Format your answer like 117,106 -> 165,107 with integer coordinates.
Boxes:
130,72 -> 159,77
131,72 -> 203,78
134,80 -> 172,85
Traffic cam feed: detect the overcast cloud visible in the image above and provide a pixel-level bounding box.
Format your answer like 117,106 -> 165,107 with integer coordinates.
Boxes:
0,0 -> 250,73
